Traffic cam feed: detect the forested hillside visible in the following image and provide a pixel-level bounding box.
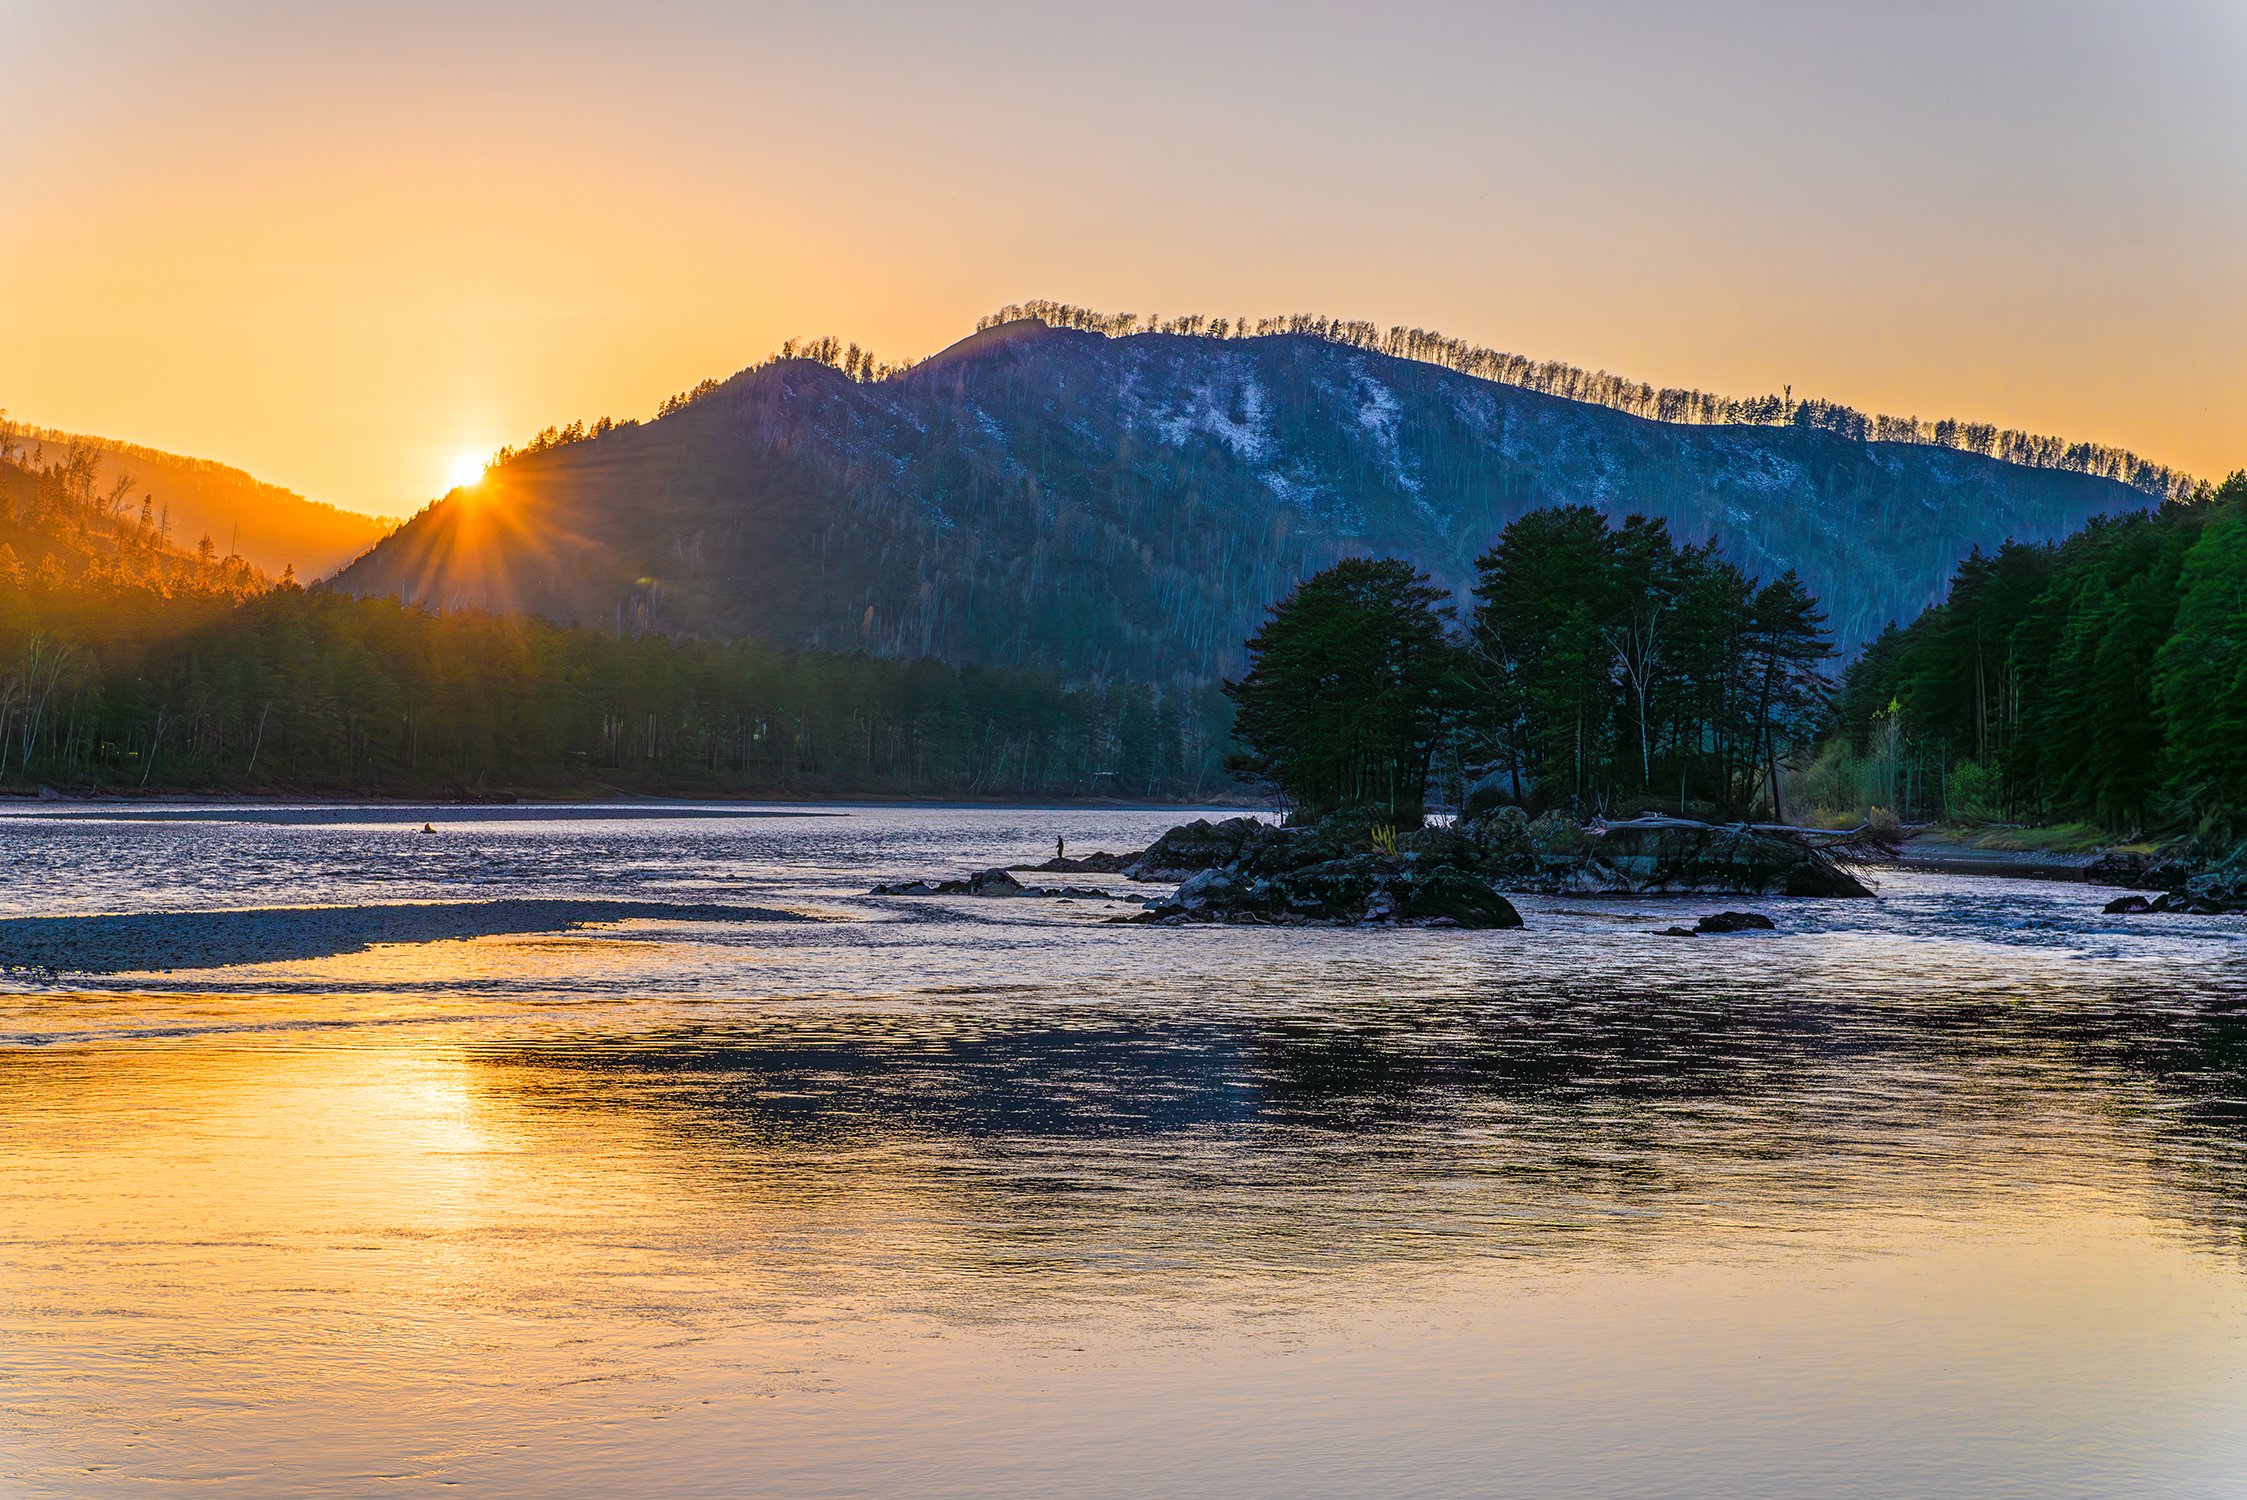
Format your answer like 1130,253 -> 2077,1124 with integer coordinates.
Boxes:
0,438 -> 271,599
4,419 -> 394,578
1829,470 -> 2247,833
0,447 -> 1221,798
330,311 -> 2168,688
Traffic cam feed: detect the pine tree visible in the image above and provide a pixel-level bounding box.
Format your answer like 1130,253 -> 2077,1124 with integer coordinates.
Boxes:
1469,506 -> 1625,807
1742,571 -> 1833,821
1224,557 -> 1462,824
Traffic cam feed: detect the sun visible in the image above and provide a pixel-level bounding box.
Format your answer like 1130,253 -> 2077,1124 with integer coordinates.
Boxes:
446,452 -> 485,491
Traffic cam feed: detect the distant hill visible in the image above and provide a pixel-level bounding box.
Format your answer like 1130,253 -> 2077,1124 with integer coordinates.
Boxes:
8,425 -> 395,579
329,317 -> 2168,684
0,448 -> 270,599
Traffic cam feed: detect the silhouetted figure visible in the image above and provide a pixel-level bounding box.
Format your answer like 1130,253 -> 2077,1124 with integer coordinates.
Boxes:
1056,836 -> 1066,861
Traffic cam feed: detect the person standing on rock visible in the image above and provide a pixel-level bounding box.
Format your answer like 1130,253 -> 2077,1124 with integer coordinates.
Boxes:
1057,836 -> 1066,862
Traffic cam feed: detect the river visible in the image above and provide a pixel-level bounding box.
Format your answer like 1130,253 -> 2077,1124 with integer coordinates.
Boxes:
5,802 -> 2246,1497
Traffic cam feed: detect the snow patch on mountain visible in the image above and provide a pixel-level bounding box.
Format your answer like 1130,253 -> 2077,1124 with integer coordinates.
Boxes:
1132,366 -> 1275,465
1351,368 -> 1422,496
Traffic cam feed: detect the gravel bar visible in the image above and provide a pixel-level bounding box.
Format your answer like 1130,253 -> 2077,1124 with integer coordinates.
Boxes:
0,900 -> 814,975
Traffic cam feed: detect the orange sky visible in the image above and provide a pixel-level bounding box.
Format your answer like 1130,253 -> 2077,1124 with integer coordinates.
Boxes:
5,0 -> 2242,518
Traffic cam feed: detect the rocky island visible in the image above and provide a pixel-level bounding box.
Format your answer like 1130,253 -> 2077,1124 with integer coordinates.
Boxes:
1110,808 -> 1881,927
869,806 -> 1888,930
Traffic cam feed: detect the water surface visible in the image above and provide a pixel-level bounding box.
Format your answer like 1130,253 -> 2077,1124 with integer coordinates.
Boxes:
6,803 -> 2247,1497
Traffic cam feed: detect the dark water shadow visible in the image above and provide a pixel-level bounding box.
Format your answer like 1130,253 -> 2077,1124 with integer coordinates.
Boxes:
4,805 -> 842,825
460,976 -> 2247,1273
0,899 -> 814,974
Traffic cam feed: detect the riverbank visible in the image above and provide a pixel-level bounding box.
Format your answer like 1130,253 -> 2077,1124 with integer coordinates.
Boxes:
1895,834 -> 2097,881
1892,826 -> 2167,881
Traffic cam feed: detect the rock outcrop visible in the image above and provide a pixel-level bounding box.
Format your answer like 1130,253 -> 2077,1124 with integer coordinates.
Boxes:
872,806 -> 1877,931
1117,806 -> 1877,925
1467,810 -> 1877,898
1008,850 -> 1141,874
1122,817 -> 1267,880
1120,817 -> 1524,929
2091,838 -> 2247,914
868,868 -> 1121,899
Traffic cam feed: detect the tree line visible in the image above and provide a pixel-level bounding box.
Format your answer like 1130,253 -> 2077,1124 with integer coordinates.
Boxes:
1829,470 -> 2247,832
0,572 -> 1220,801
1224,506 -> 1833,825
971,302 -> 2195,500
479,339 -> 921,477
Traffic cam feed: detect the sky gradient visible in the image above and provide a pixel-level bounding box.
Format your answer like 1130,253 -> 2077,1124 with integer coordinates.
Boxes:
6,0 -> 2242,516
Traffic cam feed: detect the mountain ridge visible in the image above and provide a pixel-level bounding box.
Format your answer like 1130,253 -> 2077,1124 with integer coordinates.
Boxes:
329,319 -> 2164,686
964,302 -> 2195,502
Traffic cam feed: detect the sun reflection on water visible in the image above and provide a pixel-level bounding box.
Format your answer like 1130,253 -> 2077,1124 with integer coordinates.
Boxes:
5,805 -> 2247,1495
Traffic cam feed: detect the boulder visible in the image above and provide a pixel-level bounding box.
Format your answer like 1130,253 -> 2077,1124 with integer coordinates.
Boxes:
2145,881 -> 2247,916
1124,817 -> 1266,880
1478,805 -> 1533,845
2085,851 -> 2149,887
1400,867 -> 1523,929
1173,867 -> 1240,910
1467,805 -> 1538,879
2183,844 -> 2247,911
2102,895 -> 2152,915
1693,911 -> 1776,933
2118,839 -> 2247,909
969,868 -> 1026,896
